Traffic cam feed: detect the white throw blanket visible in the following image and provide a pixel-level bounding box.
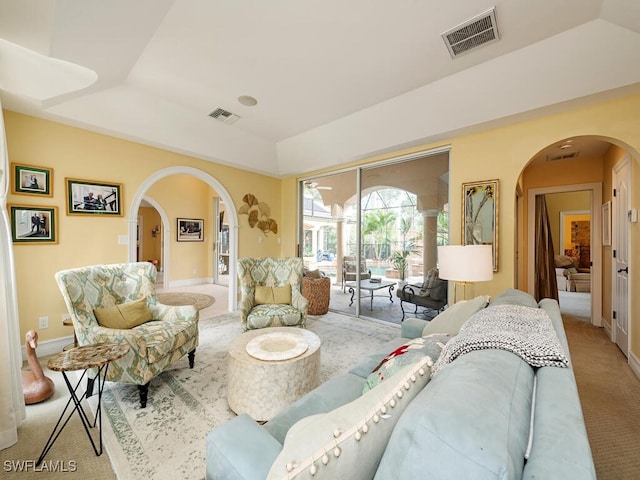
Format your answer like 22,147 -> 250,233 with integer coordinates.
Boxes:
432,304 -> 569,376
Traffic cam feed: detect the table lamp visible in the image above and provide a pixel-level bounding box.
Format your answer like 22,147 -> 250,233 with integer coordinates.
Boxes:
437,245 -> 494,302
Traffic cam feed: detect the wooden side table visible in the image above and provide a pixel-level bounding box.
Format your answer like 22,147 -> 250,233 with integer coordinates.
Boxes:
36,343 -> 130,466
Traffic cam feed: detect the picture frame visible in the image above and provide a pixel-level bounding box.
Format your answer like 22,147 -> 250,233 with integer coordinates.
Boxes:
462,179 -> 499,271
66,178 -> 122,216
601,201 -> 611,246
177,218 -> 204,242
9,205 -> 58,244
11,163 -> 53,197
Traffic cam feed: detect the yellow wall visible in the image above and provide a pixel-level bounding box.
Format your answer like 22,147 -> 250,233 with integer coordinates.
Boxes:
290,94 -> 640,357
138,206 -> 162,267
544,192 -> 591,255
5,93 -> 640,358
4,110 -> 283,342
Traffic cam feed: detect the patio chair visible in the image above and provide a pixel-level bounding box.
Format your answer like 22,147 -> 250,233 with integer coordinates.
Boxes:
396,267 -> 448,321
341,255 -> 371,292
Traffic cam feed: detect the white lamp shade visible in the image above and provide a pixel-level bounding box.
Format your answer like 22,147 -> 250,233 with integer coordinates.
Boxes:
437,245 -> 494,282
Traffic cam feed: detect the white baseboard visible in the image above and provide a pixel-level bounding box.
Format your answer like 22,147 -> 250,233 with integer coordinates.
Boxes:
629,351 -> 640,381
602,317 -> 612,338
22,335 -> 74,361
166,277 -> 213,288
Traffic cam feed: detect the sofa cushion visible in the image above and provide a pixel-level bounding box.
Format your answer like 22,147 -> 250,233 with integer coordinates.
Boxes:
246,304 -> 302,329
362,334 -> 449,393
264,373 -> 366,444
94,297 -> 152,329
490,288 -> 538,308
375,349 -> 535,480
267,357 -> 433,480
255,285 -> 292,305
421,295 -> 490,337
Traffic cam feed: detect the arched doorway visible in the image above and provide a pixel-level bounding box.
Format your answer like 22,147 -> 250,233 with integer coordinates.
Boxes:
128,166 -> 238,311
517,135 -> 634,345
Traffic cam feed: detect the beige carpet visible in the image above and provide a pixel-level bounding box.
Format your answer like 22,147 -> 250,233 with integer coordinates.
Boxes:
156,292 -> 215,310
563,314 -> 640,479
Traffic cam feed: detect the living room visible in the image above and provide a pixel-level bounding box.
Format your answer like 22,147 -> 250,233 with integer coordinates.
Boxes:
2,2 -> 640,479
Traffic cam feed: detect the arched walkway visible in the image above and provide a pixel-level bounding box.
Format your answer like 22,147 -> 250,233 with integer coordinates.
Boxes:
128,166 -> 238,311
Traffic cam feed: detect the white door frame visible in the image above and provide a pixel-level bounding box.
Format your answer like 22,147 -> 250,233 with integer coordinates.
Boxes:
527,182 -> 602,326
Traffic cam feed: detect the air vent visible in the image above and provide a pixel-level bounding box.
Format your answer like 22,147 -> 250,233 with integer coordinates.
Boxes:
442,7 -> 499,58
547,152 -> 579,162
209,107 -> 240,125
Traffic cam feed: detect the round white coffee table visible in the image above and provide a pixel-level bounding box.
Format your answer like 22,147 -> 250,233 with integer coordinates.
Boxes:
227,327 -> 321,421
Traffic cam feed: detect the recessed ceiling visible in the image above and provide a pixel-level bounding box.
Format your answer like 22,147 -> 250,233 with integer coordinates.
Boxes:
1,0 -> 639,177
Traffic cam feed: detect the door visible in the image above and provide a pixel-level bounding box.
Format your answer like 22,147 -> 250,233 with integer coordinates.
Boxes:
612,157 -> 631,356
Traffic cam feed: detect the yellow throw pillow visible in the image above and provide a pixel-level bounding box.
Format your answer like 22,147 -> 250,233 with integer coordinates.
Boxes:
94,298 -> 152,329
254,285 -> 292,305
272,285 -> 292,304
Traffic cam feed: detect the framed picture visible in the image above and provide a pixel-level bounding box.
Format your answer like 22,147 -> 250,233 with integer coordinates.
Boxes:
177,218 -> 204,242
66,178 -> 122,216
9,205 -> 58,244
462,179 -> 498,271
11,163 -> 53,197
601,201 -> 611,246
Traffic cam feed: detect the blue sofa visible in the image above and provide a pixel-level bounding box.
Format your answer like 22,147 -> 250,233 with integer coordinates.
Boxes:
206,289 -> 596,480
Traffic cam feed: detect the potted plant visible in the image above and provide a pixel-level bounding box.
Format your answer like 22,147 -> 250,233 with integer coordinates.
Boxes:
389,249 -> 410,283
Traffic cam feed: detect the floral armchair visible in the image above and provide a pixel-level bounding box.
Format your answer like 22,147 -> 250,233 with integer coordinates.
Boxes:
237,257 -> 308,331
54,262 -> 199,408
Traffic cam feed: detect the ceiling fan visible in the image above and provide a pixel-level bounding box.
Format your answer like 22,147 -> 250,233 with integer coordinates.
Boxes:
304,181 -> 332,190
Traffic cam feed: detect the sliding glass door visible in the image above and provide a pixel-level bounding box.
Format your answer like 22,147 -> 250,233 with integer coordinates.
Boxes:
300,149 -> 449,322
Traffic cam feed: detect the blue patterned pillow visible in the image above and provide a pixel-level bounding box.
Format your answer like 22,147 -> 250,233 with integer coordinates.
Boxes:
362,333 -> 450,393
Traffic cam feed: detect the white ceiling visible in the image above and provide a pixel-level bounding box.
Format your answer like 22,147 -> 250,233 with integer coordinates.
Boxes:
1,0 -> 640,177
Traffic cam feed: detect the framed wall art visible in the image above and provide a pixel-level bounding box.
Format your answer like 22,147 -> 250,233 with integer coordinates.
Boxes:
9,205 -> 58,244
462,179 -> 498,271
11,163 -> 53,197
66,178 -> 122,216
177,218 -> 204,242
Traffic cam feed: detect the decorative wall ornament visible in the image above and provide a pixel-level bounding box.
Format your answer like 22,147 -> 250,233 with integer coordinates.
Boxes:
462,179 -> 498,271
239,193 -> 278,235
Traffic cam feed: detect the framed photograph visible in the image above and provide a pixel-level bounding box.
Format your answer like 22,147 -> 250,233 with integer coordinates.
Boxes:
11,163 -> 53,197
177,218 -> 204,242
462,179 -> 498,271
601,201 -> 611,246
66,178 -> 122,216
9,205 -> 58,244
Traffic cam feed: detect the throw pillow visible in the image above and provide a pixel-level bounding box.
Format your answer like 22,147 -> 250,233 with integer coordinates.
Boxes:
267,357 -> 433,480
94,297 -> 152,329
490,288 -> 538,308
421,295 -> 491,337
362,333 -> 450,393
306,269 -> 323,279
255,285 -> 292,305
421,268 -> 439,292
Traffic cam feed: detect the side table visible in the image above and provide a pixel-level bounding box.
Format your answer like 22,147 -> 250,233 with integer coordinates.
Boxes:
36,342 -> 130,466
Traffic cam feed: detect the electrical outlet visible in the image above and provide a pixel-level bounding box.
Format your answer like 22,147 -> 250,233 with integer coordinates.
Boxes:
38,316 -> 49,329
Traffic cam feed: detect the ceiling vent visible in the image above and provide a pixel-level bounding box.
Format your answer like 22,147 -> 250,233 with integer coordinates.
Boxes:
209,107 -> 240,125
547,151 -> 579,162
442,7 -> 499,58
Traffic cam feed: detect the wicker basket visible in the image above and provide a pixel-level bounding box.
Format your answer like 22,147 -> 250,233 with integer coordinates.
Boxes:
301,276 -> 331,315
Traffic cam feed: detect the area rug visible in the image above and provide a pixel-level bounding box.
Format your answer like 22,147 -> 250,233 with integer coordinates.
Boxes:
85,312 -> 399,480
156,292 -> 215,310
